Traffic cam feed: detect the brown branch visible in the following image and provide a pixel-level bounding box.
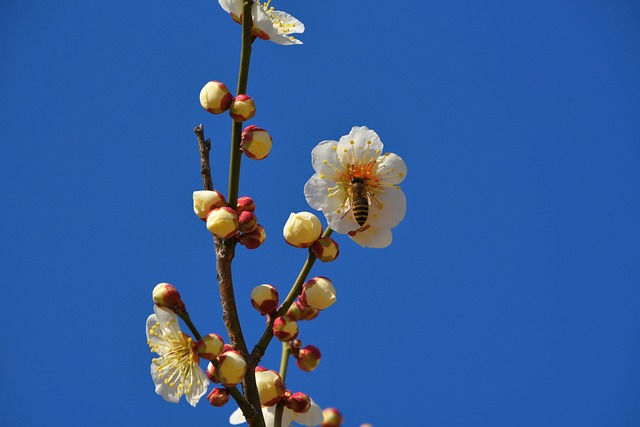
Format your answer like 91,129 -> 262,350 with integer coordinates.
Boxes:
194,124 -> 213,191
194,122 -> 262,426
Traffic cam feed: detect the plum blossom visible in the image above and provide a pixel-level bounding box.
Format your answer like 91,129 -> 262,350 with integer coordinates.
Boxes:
146,306 -> 209,406
304,126 -> 407,248
218,0 -> 304,45
229,399 -> 323,426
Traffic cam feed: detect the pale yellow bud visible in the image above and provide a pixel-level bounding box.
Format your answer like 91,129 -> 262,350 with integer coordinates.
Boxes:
193,190 -> 226,220
206,207 -> 239,238
300,276 -> 336,310
218,350 -> 247,386
255,368 -> 285,406
283,212 -> 322,248
199,81 -> 233,114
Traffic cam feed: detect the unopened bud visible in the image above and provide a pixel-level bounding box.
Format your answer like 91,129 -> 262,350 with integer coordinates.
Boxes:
206,207 -> 239,239
207,387 -> 230,406
206,361 -> 220,383
283,212 -> 322,248
310,237 -> 340,263
321,408 -> 343,427
152,282 -> 185,312
295,345 -> 321,372
296,299 -> 320,321
238,224 -> 266,249
255,368 -> 285,406
217,350 -> 247,386
193,190 -> 226,220
272,316 -> 299,342
241,125 -> 272,160
229,94 -> 256,122
236,196 -> 256,213
197,333 -> 225,360
238,210 -> 258,233
300,277 -> 336,310
285,391 -> 311,413
200,80 -> 233,114
251,284 -> 279,315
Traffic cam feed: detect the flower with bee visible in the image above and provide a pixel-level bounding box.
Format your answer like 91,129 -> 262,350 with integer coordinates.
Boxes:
304,126 -> 407,248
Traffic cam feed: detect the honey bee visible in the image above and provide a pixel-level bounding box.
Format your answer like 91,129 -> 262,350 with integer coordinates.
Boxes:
343,176 -> 381,228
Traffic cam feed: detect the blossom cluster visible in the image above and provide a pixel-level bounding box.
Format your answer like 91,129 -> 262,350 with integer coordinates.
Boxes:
145,2 -> 406,427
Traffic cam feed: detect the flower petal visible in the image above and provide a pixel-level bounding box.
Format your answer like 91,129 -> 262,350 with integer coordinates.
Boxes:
336,126 -> 384,165
184,366 -> 210,407
253,5 -> 302,45
272,10 -> 305,34
367,186 -> 406,230
377,152 -> 407,185
263,405 -> 294,427
325,201 -> 360,234
229,407 -> 246,425
151,363 -> 180,403
304,174 -> 336,212
349,226 -> 393,248
311,140 -> 340,174
294,399 -> 324,426
218,0 -> 243,19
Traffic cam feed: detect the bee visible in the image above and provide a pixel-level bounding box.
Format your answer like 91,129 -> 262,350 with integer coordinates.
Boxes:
344,176 -> 381,228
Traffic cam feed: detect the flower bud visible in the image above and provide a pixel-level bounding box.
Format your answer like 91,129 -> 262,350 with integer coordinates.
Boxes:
283,212 -> 322,248
199,81 -> 233,114
272,316 -> 298,342
251,284 -> 279,315
321,408 -> 343,427
206,361 -> 220,383
241,125 -> 272,160
300,277 -> 336,310
285,391 -> 311,414
229,94 -> 256,122
238,210 -> 258,233
297,299 -> 320,321
197,333 -> 225,360
193,190 -> 226,220
285,301 -> 302,321
218,350 -> 247,386
207,387 -> 230,406
310,237 -> 340,263
255,368 -> 285,406
238,224 -> 266,249
236,196 -> 256,213
295,345 -> 321,372
206,207 -> 239,239
152,282 -> 185,312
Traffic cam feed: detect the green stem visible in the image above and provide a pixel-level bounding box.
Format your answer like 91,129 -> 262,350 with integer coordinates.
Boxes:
279,341 -> 292,380
227,0 -> 254,209
251,228 -> 333,361
177,311 -> 202,341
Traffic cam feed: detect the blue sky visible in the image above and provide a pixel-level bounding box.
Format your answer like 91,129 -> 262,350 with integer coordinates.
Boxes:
1,1 -> 639,426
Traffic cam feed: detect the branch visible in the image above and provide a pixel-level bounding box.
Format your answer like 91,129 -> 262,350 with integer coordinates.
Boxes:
194,124 -> 213,191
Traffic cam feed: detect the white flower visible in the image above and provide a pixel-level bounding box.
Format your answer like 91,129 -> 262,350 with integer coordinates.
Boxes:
218,0 -> 304,45
229,399 -> 323,426
304,126 -> 407,248
146,306 -> 209,406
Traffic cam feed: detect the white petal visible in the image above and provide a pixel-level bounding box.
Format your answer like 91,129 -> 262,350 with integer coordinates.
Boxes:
271,10 -> 305,34
293,400 -> 324,426
184,366 -> 210,407
218,0 -> 242,17
336,126 -> 384,165
304,174 -> 336,211
253,5 -> 302,45
367,187 -> 406,230
311,140 -> 340,174
151,363 -> 180,403
153,306 -> 182,337
229,407 -> 247,425
376,152 -> 407,185
146,314 -> 159,341
325,202 -> 360,234
263,405 -> 294,427
349,227 -> 393,248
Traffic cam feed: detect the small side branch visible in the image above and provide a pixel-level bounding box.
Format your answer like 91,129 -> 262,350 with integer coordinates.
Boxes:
194,124 -> 213,191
